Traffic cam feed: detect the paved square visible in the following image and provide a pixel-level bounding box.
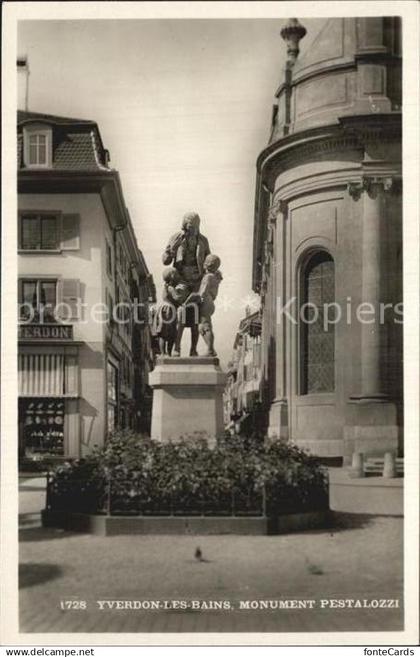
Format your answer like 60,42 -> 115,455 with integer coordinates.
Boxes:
19,477 -> 403,634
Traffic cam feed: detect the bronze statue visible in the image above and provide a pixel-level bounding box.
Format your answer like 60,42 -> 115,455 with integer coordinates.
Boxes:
162,212 -> 210,292
161,212 -> 210,356
197,254 -> 223,357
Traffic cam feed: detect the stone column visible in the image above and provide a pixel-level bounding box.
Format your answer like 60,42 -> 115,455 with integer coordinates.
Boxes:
356,177 -> 387,400
344,175 -> 400,461
268,199 -> 289,440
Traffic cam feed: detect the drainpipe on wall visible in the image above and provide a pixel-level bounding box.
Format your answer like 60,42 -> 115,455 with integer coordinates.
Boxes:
111,221 -> 128,427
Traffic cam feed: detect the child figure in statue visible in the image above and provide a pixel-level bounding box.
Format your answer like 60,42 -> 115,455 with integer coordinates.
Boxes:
172,289 -> 202,358
154,267 -> 189,356
198,254 -> 223,357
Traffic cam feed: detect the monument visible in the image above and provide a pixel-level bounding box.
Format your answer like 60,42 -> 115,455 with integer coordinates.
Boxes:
149,212 -> 226,443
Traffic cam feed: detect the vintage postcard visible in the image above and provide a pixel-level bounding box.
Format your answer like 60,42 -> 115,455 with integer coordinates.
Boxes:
1,0 -> 419,648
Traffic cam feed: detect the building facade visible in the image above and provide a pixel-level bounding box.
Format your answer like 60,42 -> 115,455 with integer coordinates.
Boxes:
253,18 -> 402,463
18,110 -> 155,461
224,310 -> 264,437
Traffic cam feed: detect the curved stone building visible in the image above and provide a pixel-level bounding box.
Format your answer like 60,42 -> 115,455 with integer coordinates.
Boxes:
253,18 -> 402,464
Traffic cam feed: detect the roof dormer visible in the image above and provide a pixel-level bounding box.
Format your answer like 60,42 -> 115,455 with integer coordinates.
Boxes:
22,122 -> 52,169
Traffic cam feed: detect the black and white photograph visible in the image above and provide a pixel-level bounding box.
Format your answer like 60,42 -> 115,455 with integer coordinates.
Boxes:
1,0 -> 419,648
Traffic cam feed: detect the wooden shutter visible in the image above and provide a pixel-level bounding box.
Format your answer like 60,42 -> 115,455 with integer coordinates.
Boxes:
59,279 -> 81,321
61,214 -> 80,250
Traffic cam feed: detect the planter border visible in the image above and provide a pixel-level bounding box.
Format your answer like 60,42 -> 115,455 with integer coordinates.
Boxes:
41,510 -> 331,536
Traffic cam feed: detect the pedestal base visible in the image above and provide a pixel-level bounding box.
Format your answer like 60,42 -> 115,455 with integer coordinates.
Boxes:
328,468 -> 403,516
148,357 -> 226,443
343,398 -> 399,465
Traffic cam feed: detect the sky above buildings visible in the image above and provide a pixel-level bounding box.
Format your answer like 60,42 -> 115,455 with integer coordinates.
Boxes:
18,17 -> 326,365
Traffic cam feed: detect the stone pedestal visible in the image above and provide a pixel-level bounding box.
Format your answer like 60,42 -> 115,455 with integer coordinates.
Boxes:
268,398 -> 289,441
148,357 -> 226,443
343,398 -> 399,464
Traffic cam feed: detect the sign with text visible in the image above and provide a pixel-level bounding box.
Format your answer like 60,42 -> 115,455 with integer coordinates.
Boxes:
18,323 -> 73,340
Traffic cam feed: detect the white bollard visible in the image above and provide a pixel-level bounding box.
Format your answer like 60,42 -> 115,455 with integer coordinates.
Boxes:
350,452 -> 365,478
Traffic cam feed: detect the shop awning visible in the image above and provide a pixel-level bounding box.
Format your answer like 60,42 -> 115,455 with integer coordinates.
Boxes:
19,353 -> 65,396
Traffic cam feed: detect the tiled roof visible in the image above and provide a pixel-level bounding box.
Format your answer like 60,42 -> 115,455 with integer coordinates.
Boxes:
17,110 -> 95,126
17,110 -> 110,171
53,133 -> 101,170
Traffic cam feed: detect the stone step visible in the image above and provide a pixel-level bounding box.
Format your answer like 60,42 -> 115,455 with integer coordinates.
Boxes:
19,512 -> 42,529
364,457 -> 404,475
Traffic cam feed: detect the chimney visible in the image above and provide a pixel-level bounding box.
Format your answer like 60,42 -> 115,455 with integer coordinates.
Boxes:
17,55 -> 29,111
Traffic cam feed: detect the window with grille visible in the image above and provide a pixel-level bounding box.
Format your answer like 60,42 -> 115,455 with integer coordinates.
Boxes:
20,213 -> 59,250
300,251 -> 335,394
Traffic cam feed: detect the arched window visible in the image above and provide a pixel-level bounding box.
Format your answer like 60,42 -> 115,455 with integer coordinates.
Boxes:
300,251 -> 335,394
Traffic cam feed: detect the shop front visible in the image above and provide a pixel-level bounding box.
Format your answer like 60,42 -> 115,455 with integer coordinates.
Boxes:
18,325 -> 81,461
19,397 -> 65,456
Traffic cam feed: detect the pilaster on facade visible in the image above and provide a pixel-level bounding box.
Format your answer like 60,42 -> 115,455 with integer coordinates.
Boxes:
266,196 -> 289,441
344,173 -> 401,461
268,198 -> 288,224
347,175 -> 402,201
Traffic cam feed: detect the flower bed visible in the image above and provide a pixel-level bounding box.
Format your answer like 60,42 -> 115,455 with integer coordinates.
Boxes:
46,432 -> 328,517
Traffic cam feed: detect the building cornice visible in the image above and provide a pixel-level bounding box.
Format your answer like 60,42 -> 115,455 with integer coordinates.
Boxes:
18,168 -> 127,226
257,114 -> 401,183
18,168 -> 116,192
252,114 -> 401,291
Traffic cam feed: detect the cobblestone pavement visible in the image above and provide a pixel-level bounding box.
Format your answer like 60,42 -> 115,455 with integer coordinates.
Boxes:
19,478 -> 403,634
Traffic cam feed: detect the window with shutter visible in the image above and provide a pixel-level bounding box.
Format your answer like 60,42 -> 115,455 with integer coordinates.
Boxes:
41,217 -> 58,250
21,215 -> 39,250
61,214 -> 80,250
19,279 -> 57,320
19,213 -> 59,251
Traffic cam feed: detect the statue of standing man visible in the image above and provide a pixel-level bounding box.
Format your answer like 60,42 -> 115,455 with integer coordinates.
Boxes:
162,212 -> 211,357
